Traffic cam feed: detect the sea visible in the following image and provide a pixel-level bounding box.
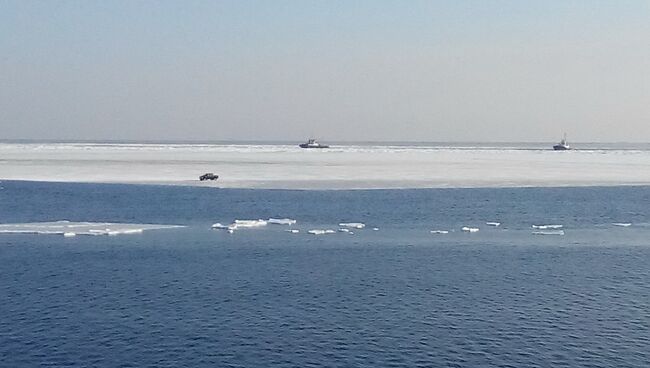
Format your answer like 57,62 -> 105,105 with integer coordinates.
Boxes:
1,180 -> 649,367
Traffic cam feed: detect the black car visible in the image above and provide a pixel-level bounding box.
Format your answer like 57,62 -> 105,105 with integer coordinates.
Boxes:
199,173 -> 219,181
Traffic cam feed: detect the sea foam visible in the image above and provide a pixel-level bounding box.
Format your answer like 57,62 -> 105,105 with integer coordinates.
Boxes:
532,230 -> 565,236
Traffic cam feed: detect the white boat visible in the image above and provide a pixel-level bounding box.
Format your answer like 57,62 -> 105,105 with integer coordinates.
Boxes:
299,138 -> 329,149
553,133 -> 571,150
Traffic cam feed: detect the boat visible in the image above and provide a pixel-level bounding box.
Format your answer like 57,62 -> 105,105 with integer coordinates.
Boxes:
553,134 -> 571,150
299,138 -> 329,149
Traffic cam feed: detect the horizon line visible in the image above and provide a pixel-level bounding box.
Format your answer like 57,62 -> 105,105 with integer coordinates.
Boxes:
1,138 -> 649,145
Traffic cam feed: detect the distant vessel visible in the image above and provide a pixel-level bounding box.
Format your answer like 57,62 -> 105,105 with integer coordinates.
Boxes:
553,134 -> 571,150
299,138 -> 329,149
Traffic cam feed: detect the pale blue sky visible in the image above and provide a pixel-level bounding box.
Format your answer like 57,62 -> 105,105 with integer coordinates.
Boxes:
1,0 -> 649,142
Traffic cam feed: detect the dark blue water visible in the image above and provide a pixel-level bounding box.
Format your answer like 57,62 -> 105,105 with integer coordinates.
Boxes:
1,181 -> 649,367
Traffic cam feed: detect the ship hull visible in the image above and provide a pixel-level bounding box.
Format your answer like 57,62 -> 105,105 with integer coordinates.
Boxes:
299,144 -> 329,149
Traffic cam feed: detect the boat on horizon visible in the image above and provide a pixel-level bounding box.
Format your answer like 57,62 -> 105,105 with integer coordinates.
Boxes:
553,134 -> 571,151
299,138 -> 329,149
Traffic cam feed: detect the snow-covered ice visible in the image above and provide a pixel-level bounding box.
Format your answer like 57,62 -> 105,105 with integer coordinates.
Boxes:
532,224 -> 564,229
461,227 -> 480,233
339,222 -> 365,229
0,221 -> 183,236
486,222 -> 501,227
308,229 -> 336,235
3,142 -> 650,189
612,223 -> 632,227
268,218 -> 297,225
212,219 -> 267,232
234,219 -> 267,227
430,230 -> 450,234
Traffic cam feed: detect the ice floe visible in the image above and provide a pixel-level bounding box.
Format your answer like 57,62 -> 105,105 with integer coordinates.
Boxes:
234,219 -> 268,227
430,230 -> 449,234
211,223 -> 230,230
308,229 -> 336,235
339,222 -> 365,229
268,218 -> 297,225
532,224 -> 563,230
285,229 -> 300,234
461,227 -> 480,233
5,142 -> 650,189
532,230 -> 565,236
612,223 -> 632,227
0,221 -> 183,236
486,222 -> 501,227
372,227 -> 379,231
213,219 -> 268,233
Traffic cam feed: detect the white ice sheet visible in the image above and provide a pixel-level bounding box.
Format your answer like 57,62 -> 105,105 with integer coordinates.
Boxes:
2,143 -> 650,189
0,221 -> 183,236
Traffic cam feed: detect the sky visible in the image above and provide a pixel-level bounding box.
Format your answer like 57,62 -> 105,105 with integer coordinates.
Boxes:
1,0 -> 649,142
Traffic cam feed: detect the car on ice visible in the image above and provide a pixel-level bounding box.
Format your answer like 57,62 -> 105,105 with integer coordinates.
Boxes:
199,173 -> 219,181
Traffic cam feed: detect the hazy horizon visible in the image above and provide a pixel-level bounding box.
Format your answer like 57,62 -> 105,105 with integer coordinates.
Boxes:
2,1 -> 649,142
3,138 -> 650,147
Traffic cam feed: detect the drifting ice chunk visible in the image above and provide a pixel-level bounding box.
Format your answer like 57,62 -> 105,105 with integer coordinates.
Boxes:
339,222 -> 365,229
268,218 -> 297,225
612,223 -> 632,227
212,222 -> 238,232
285,229 -> 299,234
63,232 -> 76,237
308,229 -> 336,235
532,224 -> 563,229
461,227 -> 479,233
234,219 -> 268,227
532,230 -> 565,236
338,228 -> 350,233
372,227 -> 379,231
430,230 -> 449,234
486,222 -> 501,227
